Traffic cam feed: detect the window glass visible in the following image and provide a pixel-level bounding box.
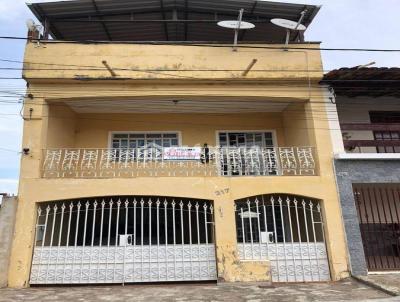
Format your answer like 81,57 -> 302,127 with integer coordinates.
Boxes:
111,133 -> 179,149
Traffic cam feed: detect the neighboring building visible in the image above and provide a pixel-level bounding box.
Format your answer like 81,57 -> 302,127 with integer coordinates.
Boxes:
8,0 -> 349,287
322,67 -> 400,275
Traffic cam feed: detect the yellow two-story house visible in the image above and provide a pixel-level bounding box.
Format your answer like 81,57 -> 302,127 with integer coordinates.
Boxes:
8,0 -> 349,287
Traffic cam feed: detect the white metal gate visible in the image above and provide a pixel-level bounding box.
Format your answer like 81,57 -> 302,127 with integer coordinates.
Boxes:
235,195 -> 330,282
30,197 -> 217,284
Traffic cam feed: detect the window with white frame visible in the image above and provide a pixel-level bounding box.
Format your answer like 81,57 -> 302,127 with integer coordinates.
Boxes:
111,133 -> 180,149
218,132 -> 274,148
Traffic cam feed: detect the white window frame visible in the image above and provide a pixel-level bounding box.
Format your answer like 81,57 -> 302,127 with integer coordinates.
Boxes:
108,131 -> 182,149
215,130 -> 278,147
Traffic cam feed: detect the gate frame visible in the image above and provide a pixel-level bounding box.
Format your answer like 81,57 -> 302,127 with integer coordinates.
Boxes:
29,196 -> 218,285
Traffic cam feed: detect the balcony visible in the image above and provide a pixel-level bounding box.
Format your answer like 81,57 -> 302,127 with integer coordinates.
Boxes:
42,146 -> 317,178
341,123 -> 400,153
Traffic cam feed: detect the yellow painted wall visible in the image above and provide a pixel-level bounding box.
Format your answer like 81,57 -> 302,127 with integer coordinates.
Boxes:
74,112 -> 285,148
8,42 -> 350,287
47,103 -> 77,148
23,43 -> 323,81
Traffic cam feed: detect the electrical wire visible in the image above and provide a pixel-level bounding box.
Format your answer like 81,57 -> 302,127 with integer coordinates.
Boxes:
1,37 -> 400,52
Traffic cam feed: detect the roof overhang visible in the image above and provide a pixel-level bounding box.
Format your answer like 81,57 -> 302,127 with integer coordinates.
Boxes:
321,67 -> 400,98
26,0 -> 320,42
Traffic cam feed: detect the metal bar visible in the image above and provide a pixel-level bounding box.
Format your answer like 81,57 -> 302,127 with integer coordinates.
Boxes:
63,203 -> 73,283
204,202 -> 210,277
309,201 -> 321,281
391,187 -> 400,268
159,0 -> 169,41
379,187 -> 395,269
172,200 -> 177,280
46,204 -> 57,283
91,0 -> 112,40
148,199 -> 152,281
241,59 -> 258,77
97,200 -> 105,281
164,199 -> 168,280
233,8 -> 244,52
72,202 -> 81,284
180,200 -> 185,279
294,198 -> 305,281
49,18 -> 270,23
255,198 -> 262,260
195,202 -> 200,278
261,196 -> 270,259
80,201 -> 89,282
240,206 -> 246,259
188,201 -> 193,279
141,199 -> 144,281
239,1 -> 257,41
89,200 -> 97,283
56,203 -> 65,283
371,187 -> 390,269
302,199 -> 313,281
271,197 -> 280,282
184,0 -> 188,41
357,186 -> 377,269
278,197 -> 289,281
364,187 -> 383,270
157,199 -> 161,280
286,197 -> 296,282
133,199 -> 137,282
247,199 -> 254,259
123,199 -> 129,284
106,199 -> 113,282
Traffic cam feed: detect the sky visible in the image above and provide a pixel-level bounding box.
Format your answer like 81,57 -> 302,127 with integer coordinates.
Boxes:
0,0 -> 399,195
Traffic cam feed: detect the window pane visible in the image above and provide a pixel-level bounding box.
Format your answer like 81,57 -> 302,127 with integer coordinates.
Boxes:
113,134 -> 128,139
171,139 -> 178,146
163,133 -> 178,138
129,134 -> 145,139
147,134 -> 162,138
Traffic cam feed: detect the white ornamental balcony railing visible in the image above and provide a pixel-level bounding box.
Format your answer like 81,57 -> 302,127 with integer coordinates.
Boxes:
41,146 -> 317,178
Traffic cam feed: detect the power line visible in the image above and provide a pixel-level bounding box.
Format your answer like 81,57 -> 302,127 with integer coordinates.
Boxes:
1,37 -> 400,52
0,147 -> 20,154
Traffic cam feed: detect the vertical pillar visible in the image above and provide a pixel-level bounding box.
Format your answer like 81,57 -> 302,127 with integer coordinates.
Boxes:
8,97 -> 49,287
306,88 -> 350,280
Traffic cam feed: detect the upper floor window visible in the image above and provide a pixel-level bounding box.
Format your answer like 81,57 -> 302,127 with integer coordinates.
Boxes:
218,132 -> 275,148
370,111 -> 400,153
111,132 -> 180,149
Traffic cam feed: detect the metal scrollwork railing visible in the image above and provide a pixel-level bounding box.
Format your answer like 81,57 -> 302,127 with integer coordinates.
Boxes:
42,146 -> 317,178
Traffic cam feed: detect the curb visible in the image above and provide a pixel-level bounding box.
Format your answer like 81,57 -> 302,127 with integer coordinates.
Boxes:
352,275 -> 399,297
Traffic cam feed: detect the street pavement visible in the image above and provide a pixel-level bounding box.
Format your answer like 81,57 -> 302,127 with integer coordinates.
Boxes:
0,278 -> 395,302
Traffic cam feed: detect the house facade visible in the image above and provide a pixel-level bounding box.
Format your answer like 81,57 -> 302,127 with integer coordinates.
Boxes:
322,68 -> 400,276
8,0 -> 349,287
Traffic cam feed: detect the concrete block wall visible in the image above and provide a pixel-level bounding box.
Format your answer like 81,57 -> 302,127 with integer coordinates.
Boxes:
0,196 -> 18,288
334,159 -> 400,275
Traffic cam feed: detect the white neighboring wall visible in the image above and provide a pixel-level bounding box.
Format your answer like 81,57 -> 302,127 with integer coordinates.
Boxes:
336,96 -> 400,153
322,87 -> 345,154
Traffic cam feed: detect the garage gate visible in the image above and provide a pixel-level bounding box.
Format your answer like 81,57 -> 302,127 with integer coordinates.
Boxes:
30,197 -> 216,284
235,194 -> 331,282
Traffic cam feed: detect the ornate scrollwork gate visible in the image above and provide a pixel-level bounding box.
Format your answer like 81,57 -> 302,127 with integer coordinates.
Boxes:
235,194 -> 330,282
30,197 -> 216,284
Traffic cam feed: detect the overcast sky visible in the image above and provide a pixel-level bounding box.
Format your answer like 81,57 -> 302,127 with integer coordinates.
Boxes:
0,0 -> 399,194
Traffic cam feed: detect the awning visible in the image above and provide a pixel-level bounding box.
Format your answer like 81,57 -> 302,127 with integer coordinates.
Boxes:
26,0 -> 320,42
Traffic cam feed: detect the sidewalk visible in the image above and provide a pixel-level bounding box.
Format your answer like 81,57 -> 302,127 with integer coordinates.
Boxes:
354,274 -> 400,297
0,278 -> 391,302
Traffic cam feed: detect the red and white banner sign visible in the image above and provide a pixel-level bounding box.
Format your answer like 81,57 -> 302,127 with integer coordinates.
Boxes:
163,147 -> 202,160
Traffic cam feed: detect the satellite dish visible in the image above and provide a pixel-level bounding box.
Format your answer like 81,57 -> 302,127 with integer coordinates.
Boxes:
217,20 -> 255,30
271,18 -> 306,31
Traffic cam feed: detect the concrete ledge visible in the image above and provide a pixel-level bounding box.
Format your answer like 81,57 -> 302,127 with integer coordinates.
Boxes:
335,153 -> 400,160
352,275 -> 400,297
